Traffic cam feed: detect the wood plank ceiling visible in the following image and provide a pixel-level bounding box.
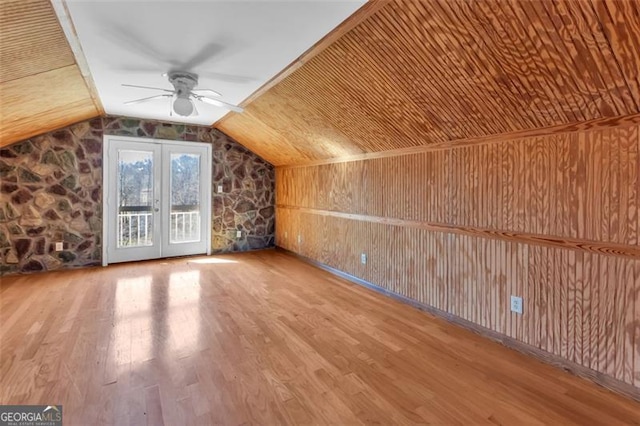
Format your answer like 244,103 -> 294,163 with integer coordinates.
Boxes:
216,0 -> 640,166
0,0 -> 99,147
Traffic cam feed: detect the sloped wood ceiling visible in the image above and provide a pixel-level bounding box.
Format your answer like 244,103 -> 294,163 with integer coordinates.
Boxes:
216,0 -> 640,166
0,0 -> 99,147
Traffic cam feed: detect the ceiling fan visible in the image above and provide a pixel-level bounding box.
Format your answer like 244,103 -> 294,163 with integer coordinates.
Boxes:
122,71 -> 244,116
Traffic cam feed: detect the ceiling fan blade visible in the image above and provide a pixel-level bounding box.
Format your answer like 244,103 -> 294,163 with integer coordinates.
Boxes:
196,71 -> 256,84
124,94 -> 172,105
104,24 -> 234,74
191,100 -> 199,117
195,95 -> 244,113
192,89 -> 222,97
122,84 -> 173,92
102,23 -> 175,68
181,42 -> 225,70
116,66 -> 165,74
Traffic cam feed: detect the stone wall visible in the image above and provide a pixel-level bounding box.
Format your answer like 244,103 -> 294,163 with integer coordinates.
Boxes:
0,117 -> 275,275
205,131 -> 275,252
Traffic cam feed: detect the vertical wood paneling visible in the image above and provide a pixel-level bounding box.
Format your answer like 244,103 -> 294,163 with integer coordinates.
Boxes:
277,205 -> 640,389
275,123 -> 640,391
581,252 -> 591,367
575,251 -> 584,364
624,263 -> 635,384
552,247 -> 562,356
615,256 -> 627,381
635,260 -> 640,388
597,255 -> 609,372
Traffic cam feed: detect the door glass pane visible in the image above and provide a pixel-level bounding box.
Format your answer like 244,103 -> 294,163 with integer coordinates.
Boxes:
170,153 -> 201,243
117,150 -> 154,248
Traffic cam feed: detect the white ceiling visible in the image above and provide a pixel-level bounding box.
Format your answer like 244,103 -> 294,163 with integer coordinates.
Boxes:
65,0 -> 365,126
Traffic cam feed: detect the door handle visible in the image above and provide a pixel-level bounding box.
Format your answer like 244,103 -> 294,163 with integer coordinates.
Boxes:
154,208 -> 159,212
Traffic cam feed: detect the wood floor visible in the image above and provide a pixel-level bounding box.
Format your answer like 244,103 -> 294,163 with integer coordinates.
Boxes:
1,250 -> 639,425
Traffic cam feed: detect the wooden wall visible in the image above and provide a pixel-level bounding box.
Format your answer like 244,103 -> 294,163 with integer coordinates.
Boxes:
275,122 -> 640,389
0,0 -> 99,147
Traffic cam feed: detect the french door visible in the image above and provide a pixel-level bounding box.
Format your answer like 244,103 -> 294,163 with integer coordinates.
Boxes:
103,136 -> 211,264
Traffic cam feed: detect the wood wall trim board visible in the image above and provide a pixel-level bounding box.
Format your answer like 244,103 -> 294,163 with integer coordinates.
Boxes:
276,205 -> 640,261
276,111 -> 640,169
213,0 -> 390,128
278,247 -> 640,403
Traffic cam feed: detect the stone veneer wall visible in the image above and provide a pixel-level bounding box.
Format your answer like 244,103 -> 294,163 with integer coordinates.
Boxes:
0,117 -> 275,276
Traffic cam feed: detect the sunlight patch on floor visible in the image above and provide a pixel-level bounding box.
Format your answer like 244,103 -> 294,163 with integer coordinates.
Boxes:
188,257 -> 238,264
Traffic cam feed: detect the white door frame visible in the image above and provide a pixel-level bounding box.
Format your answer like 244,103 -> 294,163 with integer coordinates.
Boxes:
102,135 -> 212,266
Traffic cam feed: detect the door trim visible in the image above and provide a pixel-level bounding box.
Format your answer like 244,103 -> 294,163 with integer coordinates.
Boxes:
102,135 -> 212,266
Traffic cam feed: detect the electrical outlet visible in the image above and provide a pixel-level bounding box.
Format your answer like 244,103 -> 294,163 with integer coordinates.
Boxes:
510,296 -> 523,314
284,231 -> 288,238
297,234 -> 301,244
236,230 -> 242,239
361,253 -> 367,265
55,241 -> 64,251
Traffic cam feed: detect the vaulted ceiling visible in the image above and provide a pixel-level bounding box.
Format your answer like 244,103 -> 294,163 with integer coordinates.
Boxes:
0,0 -> 362,147
64,0 -> 363,127
216,0 -> 640,166
2,1 -> 640,164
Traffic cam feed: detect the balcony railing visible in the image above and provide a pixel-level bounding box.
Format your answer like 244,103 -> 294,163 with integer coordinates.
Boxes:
118,210 -> 152,248
117,206 -> 200,248
170,211 -> 200,243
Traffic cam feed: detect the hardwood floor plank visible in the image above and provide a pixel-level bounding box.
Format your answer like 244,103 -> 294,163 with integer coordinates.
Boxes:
1,250 -> 639,424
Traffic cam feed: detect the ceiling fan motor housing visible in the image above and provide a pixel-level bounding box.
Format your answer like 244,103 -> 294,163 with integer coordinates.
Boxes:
168,71 -> 198,98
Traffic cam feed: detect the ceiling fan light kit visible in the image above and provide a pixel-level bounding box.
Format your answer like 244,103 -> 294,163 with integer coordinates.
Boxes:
123,71 -> 244,117
172,97 -> 194,116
